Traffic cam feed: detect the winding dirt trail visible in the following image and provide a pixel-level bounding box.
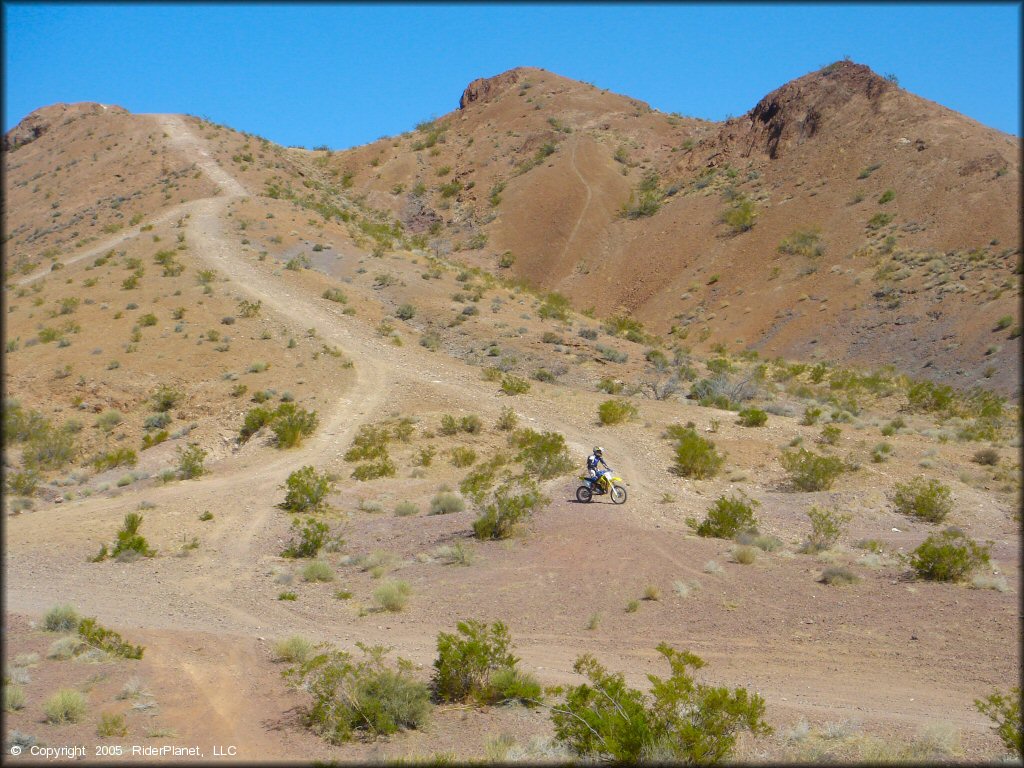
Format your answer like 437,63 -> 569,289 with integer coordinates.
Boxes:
557,136 -> 594,266
4,115 -> 663,755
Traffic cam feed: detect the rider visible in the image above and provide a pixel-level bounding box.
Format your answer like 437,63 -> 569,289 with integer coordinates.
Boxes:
586,446 -> 611,492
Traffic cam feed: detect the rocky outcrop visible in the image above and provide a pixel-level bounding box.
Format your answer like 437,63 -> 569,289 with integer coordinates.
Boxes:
4,102 -> 127,151
735,61 -> 894,159
400,194 -> 442,233
459,69 -> 526,109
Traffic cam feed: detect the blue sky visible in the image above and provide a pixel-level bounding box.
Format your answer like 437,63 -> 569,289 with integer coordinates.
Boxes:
3,3 -> 1020,149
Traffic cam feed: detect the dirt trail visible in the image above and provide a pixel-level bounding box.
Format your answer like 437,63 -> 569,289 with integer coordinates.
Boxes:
557,136 -> 594,266
5,111 -> 653,695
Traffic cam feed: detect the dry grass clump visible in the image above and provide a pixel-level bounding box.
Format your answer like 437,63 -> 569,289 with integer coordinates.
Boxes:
970,573 -> 1010,592
97,711 -> 128,737
359,550 -> 399,578
731,545 -> 758,565
820,566 -> 859,586
43,689 -> 87,723
429,492 -> 465,515
47,635 -> 85,660
3,685 -> 26,712
374,580 -> 412,612
301,560 -> 334,582
43,604 -> 80,632
273,636 -> 316,664
434,541 -> 474,566
642,585 -> 661,601
394,501 -> 419,517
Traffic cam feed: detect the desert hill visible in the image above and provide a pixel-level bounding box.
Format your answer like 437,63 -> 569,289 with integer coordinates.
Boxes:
318,61 -> 1020,395
1,63 -> 1020,763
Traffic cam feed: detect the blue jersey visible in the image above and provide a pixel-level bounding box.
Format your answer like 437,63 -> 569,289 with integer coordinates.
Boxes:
587,454 -> 609,472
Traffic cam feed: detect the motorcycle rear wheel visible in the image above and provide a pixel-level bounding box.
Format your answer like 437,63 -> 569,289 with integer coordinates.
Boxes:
576,485 -> 593,503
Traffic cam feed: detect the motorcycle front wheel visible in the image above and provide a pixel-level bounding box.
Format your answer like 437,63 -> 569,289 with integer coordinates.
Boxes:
610,485 -> 627,505
576,485 -> 593,503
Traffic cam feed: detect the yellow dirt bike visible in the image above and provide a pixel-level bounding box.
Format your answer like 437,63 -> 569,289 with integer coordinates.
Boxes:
576,471 -> 627,504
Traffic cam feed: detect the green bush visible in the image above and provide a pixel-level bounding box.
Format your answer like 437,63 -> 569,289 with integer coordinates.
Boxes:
97,711 -> 128,737
819,424 -> 841,445
374,580 -> 412,612
281,516 -> 333,558
93,447 -> 137,471
22,422 -> 79,471
500,375 -> 530,395
975,687 -> 1022,758
537,292 -> 572,321
239,406 -> 275,441
721,198 -> 757,233
906,380 -> 954,413
459,460 -> 503,505
110,512 -> 155,559
666,425 -> 724,479
344,424 -> 391,461
351,458 -> 396,480
780,448 -> 846,491
910,528 -> 990,582
6,469 -> 39,496
472,479 -> 547,540
892,477 -> 952,523
777,228 -> 824,258
176,443 -> 207,479
496,406 -> 518,431
43,689 -> 87,724
395,303 -> 416,320
450,446 -> 477,468
511,429 -> 574,480
800,406 -> 822,426
322,288 -> 348,303
432,619 -> 539,706
430,492 -> 465,515
551,643 -> 770,762
272,403 -> 319,448
802,506 -> 850,553
150,384 -> 183,412
460,415 -> 482,434
285,643 -> 430,743
598,399 -> 637,425
737,408 -> 767,427
77,617 -> 144,658
44,604 -> 80,632
282,466 -> 336,513
689,494 -> 759,539
866,212 -> 893,230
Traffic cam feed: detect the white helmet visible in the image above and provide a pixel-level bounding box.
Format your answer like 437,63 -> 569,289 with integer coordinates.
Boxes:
593,446 -> 604,455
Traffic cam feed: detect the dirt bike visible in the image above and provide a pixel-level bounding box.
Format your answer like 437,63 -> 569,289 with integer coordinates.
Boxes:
576,472 -> 627,504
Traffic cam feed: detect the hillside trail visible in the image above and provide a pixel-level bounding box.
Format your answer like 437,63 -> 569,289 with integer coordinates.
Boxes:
556,135 -> 594,267
5,114 -> 659,742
